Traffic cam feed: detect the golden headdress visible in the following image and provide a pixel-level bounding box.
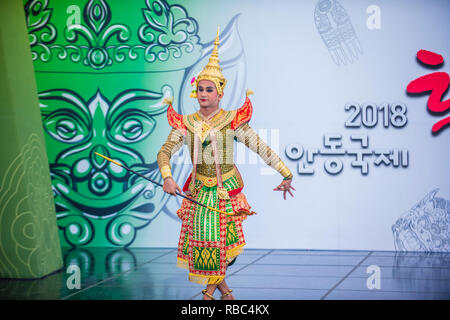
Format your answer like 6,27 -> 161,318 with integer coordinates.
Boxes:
190,26 -> 227,98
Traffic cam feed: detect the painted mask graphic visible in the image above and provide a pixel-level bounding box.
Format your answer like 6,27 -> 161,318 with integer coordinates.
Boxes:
29,0 -> 245,247
392,189 -> 450,252
40,86 -> 175,246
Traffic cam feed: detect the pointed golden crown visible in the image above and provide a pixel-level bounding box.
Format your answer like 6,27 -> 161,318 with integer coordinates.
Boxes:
190,26 -> 227,98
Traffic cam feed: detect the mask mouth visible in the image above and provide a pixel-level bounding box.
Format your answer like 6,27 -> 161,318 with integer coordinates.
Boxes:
52,165 -> 159,217
54,179 -> 148,216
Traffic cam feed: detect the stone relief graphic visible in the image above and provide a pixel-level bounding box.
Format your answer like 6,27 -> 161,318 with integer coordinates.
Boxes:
392,189 -> 450,252
24,0 -> 246,247
314,0 -> 363,66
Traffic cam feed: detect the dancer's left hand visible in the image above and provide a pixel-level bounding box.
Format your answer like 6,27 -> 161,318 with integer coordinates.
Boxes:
273,179 -> 295,200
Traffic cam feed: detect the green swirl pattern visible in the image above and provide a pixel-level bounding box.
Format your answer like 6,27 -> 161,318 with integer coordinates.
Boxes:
25,0 -> 201,70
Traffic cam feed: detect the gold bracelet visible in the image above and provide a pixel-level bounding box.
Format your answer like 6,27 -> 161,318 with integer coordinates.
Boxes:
275,161 -> 292,179
160,165 -> 172,180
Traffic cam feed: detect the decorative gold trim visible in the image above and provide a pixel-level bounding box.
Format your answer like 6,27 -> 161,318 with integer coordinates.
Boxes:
217,187 -> 230,200
188,181 -> 198,197
226,243 -> 245,261
208,109 -> 237,130
183,109 -> 236,142
176,258 -> 189,270
188,273 -> 224,285
196,108 -> 222,122
195,167 -> 236,187
193,121 -> 212,143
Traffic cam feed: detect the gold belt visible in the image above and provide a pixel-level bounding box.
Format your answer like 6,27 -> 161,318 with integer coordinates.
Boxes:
195,168 -> 236,187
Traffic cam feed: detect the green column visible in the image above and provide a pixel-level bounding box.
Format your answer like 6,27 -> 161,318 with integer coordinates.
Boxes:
0,0 -> 63,278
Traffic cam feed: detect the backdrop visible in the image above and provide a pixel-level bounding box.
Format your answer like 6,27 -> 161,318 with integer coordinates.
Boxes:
23,0 -> 450,251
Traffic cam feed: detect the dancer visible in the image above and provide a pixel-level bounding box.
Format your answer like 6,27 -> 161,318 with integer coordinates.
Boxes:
157,26 -> 294,300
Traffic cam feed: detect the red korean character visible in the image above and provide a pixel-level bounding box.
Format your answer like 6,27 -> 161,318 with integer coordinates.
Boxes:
407,50 -> 450,133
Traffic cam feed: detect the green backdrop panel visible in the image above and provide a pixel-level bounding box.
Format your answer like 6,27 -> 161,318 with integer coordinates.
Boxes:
24,0 -> 212,247
0,0 -> 63,278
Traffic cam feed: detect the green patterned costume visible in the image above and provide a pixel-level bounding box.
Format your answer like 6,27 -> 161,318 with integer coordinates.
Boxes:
157,97 -> 292,284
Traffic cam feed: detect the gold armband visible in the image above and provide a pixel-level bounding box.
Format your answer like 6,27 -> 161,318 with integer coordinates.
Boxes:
275,161 -> 293,179
160,165 -> 172,180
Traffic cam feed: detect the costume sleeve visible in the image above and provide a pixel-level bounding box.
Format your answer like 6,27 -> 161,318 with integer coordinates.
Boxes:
234,122 -> 293,179
157,128 -> 185,179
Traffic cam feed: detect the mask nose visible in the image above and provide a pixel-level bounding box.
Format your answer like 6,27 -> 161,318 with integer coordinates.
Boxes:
91,145 -> 109,170
89,145 -> 111,196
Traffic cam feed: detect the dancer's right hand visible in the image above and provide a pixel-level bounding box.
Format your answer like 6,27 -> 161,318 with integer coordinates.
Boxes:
163,177 -> 182,196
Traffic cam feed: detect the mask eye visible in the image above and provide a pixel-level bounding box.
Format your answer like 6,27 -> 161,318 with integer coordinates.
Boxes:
56,120 -> 76,139
123,119 -> 142,139
43,110 -> 89,143
111,111 -> 155,143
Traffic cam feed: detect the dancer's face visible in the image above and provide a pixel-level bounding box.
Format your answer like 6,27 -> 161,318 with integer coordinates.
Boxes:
197,80 -> 223,109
